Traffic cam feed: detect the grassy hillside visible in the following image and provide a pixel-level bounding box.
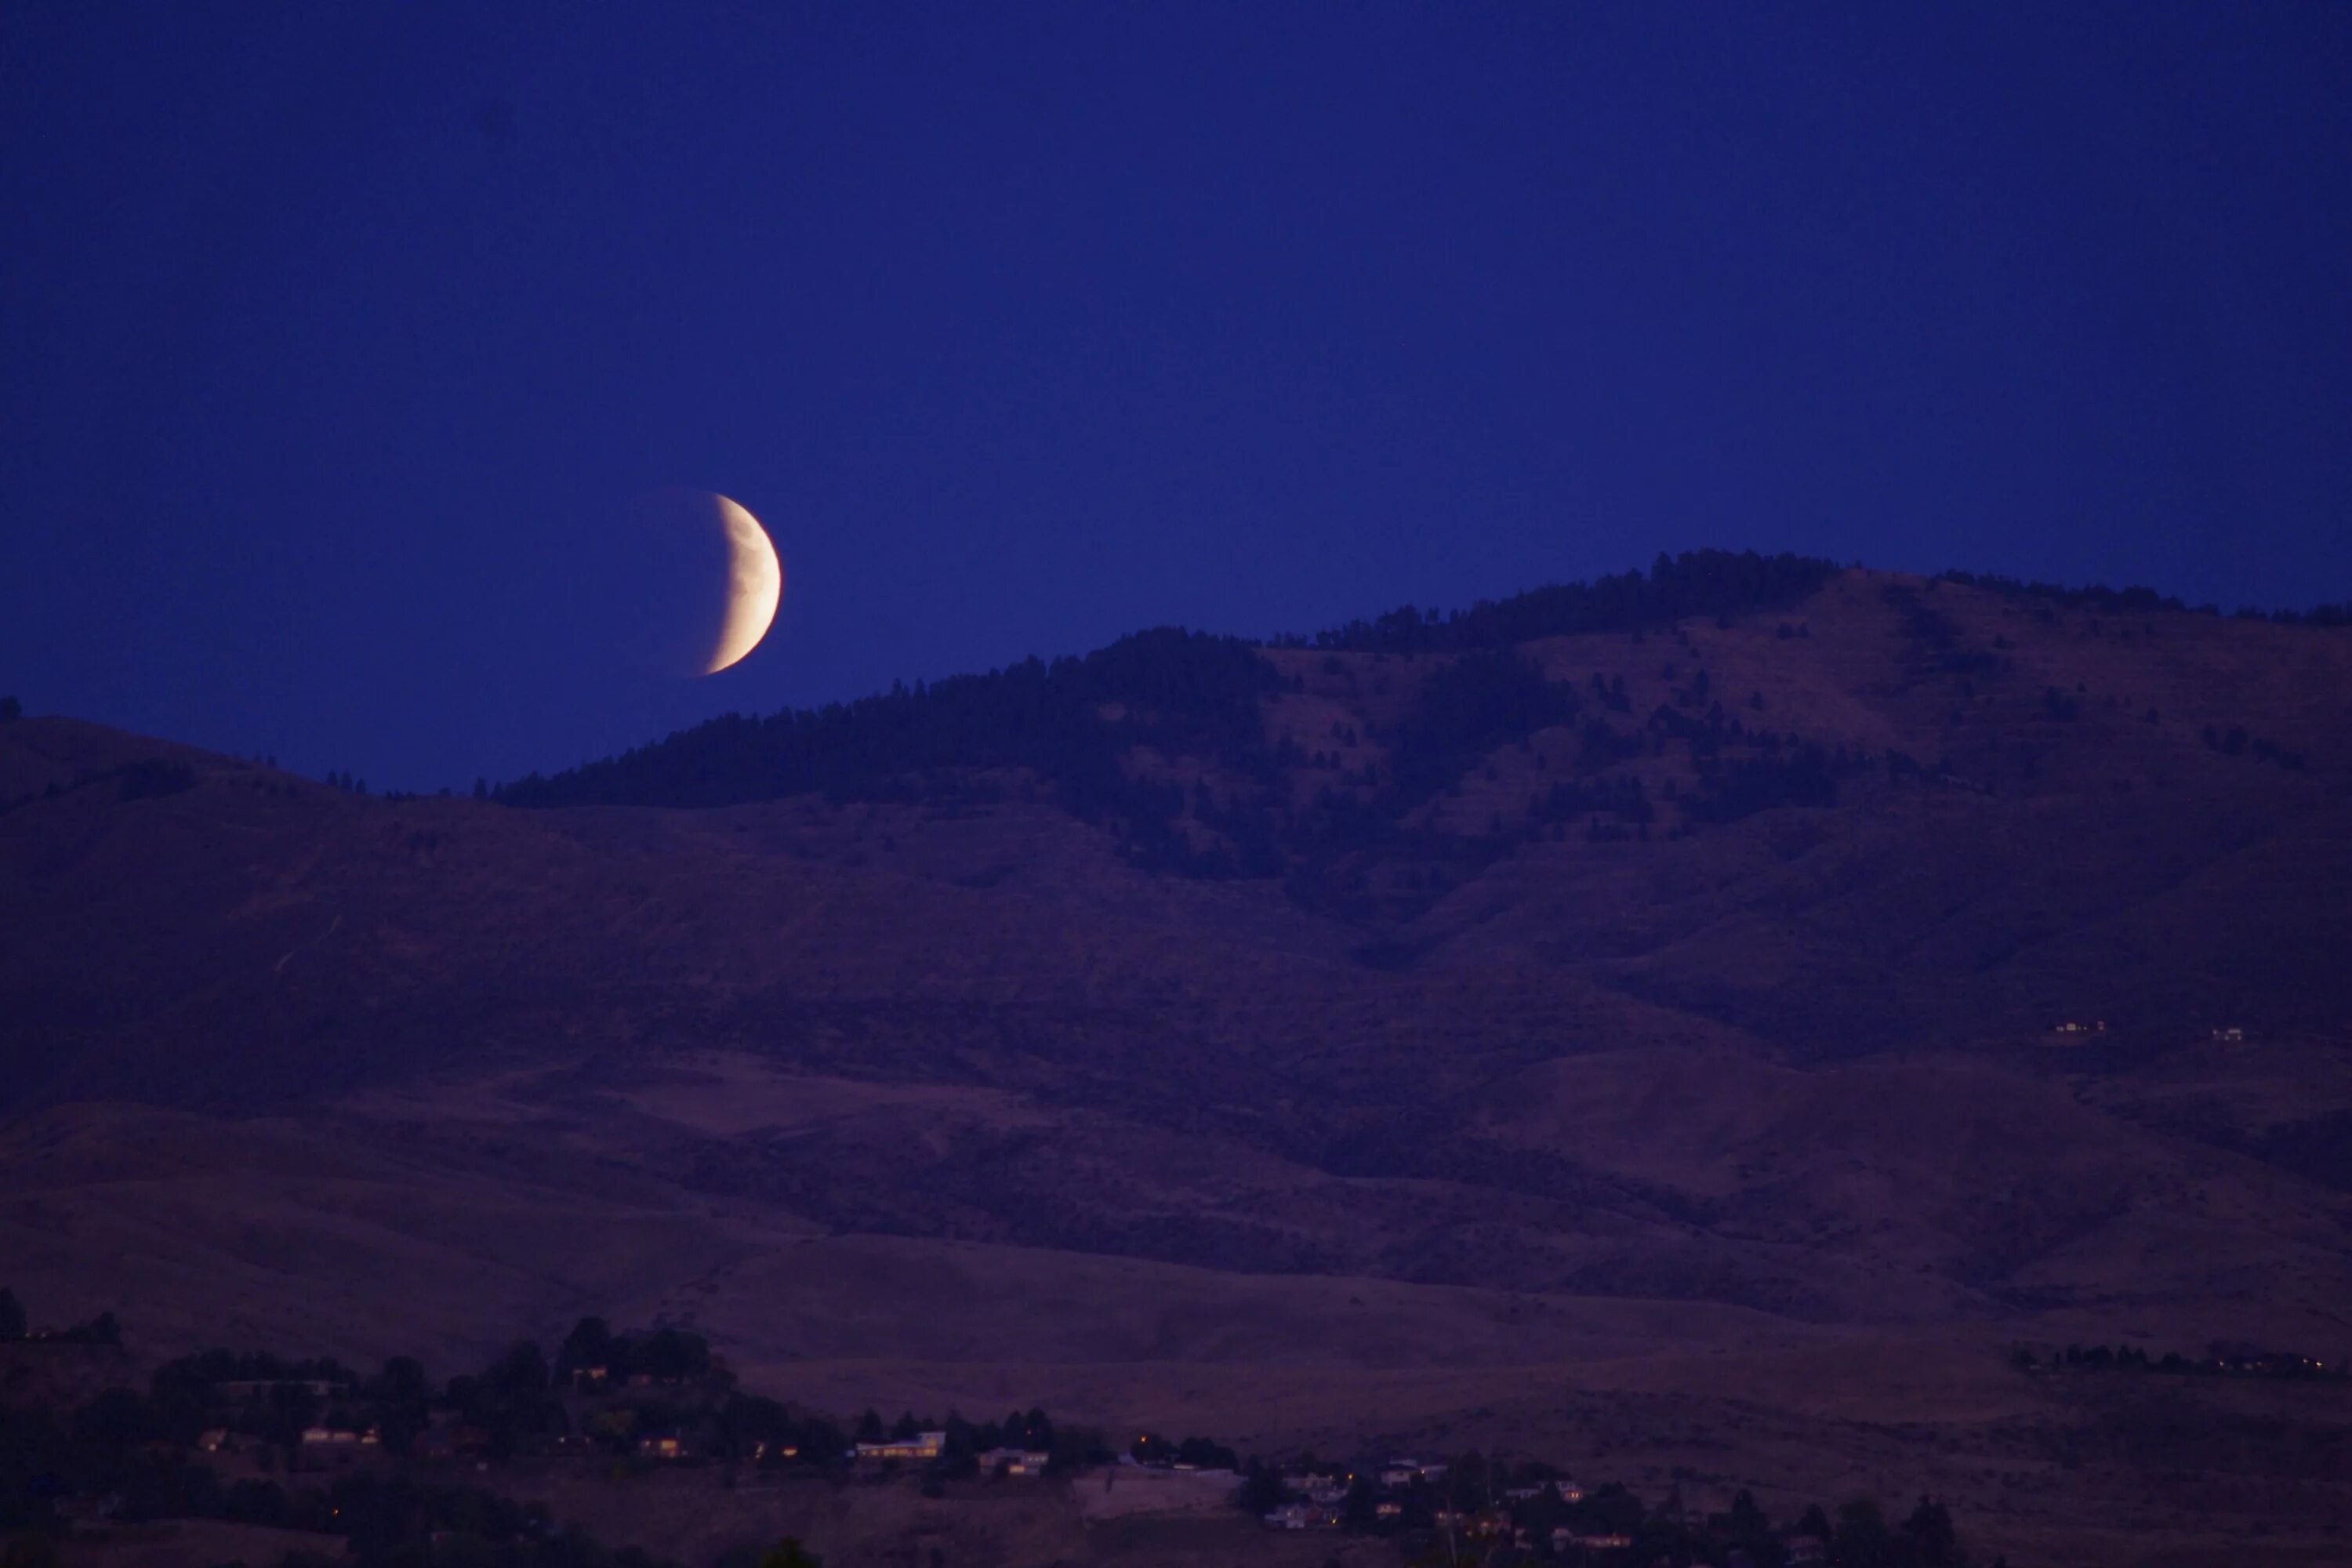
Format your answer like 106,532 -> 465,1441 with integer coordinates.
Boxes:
5,557 -> 2352,1565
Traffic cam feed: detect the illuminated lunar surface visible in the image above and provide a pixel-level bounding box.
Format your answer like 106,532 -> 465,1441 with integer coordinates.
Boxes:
704,495 -> 782,674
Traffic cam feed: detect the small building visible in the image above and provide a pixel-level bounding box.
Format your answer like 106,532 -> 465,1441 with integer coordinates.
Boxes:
1785,1535 -> 1828,1565
978,1446 -> 1050,1476
1263,1501 -> 1334,1530
637,1433 -> 688,1461
853,1431 -> 945,1465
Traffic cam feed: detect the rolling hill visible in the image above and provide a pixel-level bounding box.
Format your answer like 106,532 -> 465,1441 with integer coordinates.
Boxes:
5,556 -> 2352,1565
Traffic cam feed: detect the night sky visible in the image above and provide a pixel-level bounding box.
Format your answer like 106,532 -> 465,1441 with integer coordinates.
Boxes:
5,5 -> 2348,792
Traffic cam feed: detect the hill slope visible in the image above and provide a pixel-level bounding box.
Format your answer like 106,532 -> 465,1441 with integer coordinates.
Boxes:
5,560 -> 2352,1565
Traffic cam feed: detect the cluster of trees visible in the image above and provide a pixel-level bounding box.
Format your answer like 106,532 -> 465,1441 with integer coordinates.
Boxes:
0,1300 -> 2007,1568
0,1433 -> 673,1568
1128,1431 -> 1238,1469
0,1311 -> 854,1566
1291,550 -> 1843,653
554,1317 -> 713,1385
491,558 -> 1853,893
0,1286 -> 119,1345
2015,1342 -> 2345,1380
481,545 -> 2344,916
114,758 -> 196,800
1385,650 -> 1581,808
1935,568 -> 2352,628
848,1405 -> 1105,1483
499,627 -> 1284,876
2201,724 -> 2307,769
1238,1448 -> 1985,1567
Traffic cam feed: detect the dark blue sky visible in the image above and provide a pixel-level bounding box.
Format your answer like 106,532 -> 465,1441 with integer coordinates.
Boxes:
5,5 -> 2348,790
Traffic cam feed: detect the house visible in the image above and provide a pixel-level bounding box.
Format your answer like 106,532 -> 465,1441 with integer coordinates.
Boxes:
1554,1478 -> 1584,1502
2212,1025 -> 2247,1043
750,1440 -> 801,1462
1785,1535 -> 1828,1564
853,1431 -> 946,1465
299,1427 -> 363,1446
1567,1534 -> 1633,1551
977,1446 -> 1050,1476
1374,1501 -> 1403,1520
1263,1501 -> 1334,1530
637,1433 -> 688,1461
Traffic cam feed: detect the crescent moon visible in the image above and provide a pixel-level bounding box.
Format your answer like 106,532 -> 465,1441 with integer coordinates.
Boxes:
705,495 -> 782,675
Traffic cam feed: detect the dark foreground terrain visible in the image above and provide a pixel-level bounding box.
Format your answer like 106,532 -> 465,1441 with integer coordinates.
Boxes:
5,557 -> 2352,1564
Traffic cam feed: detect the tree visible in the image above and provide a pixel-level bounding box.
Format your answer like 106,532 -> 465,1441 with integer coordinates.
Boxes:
0,697 -> 20,723
1726,1487 -> 1770,1544
1833,1496 -> 1895,1568
557,1316 -> 611,1373
1901,1496 -> 1961,1566
1239,1460 -> 1286,1516
0,1287 -> 24,1341
374,1355 -> 429,1402
491,1340 -> 549,1394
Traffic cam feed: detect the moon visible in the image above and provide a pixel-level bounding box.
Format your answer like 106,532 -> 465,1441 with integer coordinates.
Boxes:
703,494 -> 782,675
